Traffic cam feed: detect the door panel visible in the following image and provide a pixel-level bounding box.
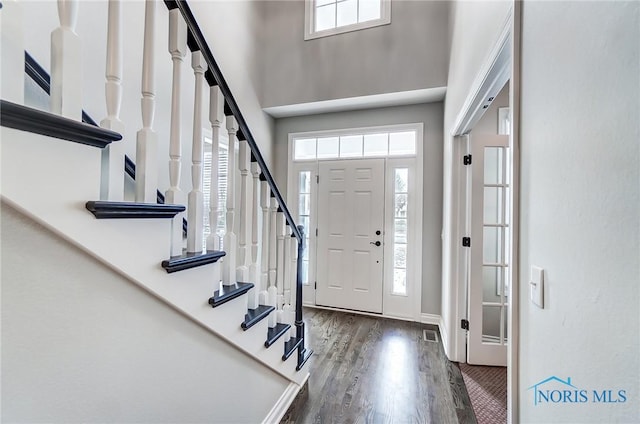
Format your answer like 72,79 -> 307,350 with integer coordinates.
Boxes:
467,134 -> 509,366
316,159 -> 385,313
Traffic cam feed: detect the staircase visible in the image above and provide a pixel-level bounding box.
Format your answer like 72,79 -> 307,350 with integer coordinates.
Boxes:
0,0 -> 311,421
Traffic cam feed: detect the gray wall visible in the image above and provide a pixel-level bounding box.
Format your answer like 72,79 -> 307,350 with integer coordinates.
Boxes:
273,103 -> 444,315
260,0 -> 450,108
518,1 -> 639,421
1,204 -> 289,423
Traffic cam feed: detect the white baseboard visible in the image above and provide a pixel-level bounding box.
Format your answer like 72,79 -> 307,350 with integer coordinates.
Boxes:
262,373 -> 309,424
439,316 -> 450,357
420,313 -> 441,326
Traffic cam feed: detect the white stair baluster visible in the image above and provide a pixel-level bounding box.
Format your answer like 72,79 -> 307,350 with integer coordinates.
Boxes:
259,179 -> 270,302
165,8 -> 187,257
268,197 -> 278,291
187,49 -> 207,253
206,86 -> 224,251
249,162 -> 261,308
284,230 -> 298,340
267,196 -> 278,327
51,0 -> 82,119
276,210 -> 286,305
222,115 -> 238,285
236,137 -> 250,283
0,0 -> 25,104
100,0 -> 125,201
135,0 -> 158,203
284,227 -> 293,307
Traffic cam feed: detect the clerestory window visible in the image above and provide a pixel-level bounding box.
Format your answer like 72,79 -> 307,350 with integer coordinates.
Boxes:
305,0 -> 391,40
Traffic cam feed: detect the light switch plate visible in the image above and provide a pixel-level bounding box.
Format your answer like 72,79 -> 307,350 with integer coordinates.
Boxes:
530,266 -> 544,308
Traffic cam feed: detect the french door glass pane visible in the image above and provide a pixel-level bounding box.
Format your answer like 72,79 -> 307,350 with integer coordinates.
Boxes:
316,0 -> 335,7
482,305 -> 502,343
483,186 -> 504,225
483,226 -> 504,264
484,147 -> 504,185
482,266 -> 506,303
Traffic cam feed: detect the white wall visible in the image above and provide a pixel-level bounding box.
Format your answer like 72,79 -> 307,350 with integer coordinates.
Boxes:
441,0 -> 512,361
21,0 -> 276,194
273,103 -> 443,315
518,1 -> 639,421
1,203 -> 289,423
259,0 -> 449,108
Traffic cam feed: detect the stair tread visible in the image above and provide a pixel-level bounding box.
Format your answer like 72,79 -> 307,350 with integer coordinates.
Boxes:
283,337 -> 303,361
86,201 -> 185,219
265,323 -> 291,348
241,305 -> 275,330
161,250 -> 225,273
208,282 -> 253,308
0,100 -> 121,148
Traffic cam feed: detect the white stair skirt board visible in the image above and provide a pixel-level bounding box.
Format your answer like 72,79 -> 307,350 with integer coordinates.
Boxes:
262,377 -> 310,424
0,128 -> 306,385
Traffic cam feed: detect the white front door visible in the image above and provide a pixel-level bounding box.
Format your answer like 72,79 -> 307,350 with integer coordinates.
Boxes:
316,159 -> 385,313
467,133 -> 510,366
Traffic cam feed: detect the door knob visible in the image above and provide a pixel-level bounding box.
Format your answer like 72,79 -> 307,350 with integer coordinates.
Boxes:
370,241 -> 381,247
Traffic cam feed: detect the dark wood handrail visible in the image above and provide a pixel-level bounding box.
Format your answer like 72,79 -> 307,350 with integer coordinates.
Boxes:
166,0 -> 302,243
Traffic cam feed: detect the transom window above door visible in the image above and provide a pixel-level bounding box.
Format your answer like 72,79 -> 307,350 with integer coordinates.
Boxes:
305,0 -> 391,40
293,129 -> 415,160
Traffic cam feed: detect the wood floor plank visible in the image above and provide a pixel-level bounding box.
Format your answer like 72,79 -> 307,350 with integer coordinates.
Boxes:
282,308 -> 476,423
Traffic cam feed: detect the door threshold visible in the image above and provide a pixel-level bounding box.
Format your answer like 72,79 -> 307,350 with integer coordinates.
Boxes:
303,303 -> 419,324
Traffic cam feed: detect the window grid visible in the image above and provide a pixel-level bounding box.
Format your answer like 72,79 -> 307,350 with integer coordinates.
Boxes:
314,0 -> 382,33
392,168 -> 408,295
294,130 -> 416,161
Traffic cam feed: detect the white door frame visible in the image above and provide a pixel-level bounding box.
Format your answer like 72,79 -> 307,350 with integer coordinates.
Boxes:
448,5 -> 520,422
287,123 -> 424,322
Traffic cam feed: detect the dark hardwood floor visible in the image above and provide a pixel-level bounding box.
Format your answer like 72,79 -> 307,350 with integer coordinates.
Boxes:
282,308 -> 476,424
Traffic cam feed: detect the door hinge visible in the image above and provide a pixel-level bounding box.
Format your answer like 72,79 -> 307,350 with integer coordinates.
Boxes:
462,237 -> 471,247
463,154 -> 472,165
315,281 -> 317,290
316,175 -> 319,183
316,228 -> 318,237
461,319 -> 469,330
